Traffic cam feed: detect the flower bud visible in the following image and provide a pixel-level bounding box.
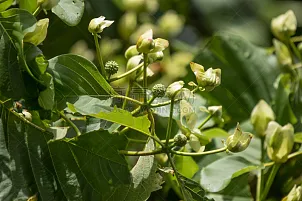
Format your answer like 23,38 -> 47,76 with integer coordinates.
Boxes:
148,51 -> 164,63
166,81 -> 184,99
180,100 -> 197,130
208,106 -> 222,118
271,10 -> 297,41
226,123 -> 253,153
125,45 -> 139,59
24,19 -> 49,46
173,133 -> 187,147
136,29 -> 155,53
283,185 -> 302,201
190,62 -> 221,91
22,109 -> 32,122
126,55 -> 142,80
88,16 -> 114,34
105,60 -> 119,75
152,84 -> 166,98
273,39 -> 292,67
189,134 -> 205,152
136,67 -> 154,81
150,38 -> 169,53
265,121 -> 294,163
157,10 -> 184,37
38,0 -> 59,10
118,11 -> 137,40
251,100 -> 275,137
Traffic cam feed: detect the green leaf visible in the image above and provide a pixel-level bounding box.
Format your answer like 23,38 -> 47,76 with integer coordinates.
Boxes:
19,0 -> 37,13
48,130 -> 131,200
187,33 -> 279,124
47,54 -> 117,109
38,72 -> 55,110
52,0 -> 84,26
175,154 -> 199,179
0,0 -> 13,11
68,104 -> 151,135
294,132 -> 302,143
200,156 -> 258,192
0,9 -> 37,98
179,173 -> 213,201
121,139 -> 163,201
0,101 -> 66,200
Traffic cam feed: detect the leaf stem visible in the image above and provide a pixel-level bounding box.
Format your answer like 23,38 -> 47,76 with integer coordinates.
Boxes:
151,99 -> 180,108
165,97 -> 175,147
122,81 -> 133,109
93,34 -> 106,78
33,6 -> 42,17
112,95 -> 143,106
263,150 -> 302,167
256,137 -> 265,201
57,110 -> 81,136
198,114 -> 213,129
119,148 -> 163,156
170,147 -> 227,156
261,163 -> 281,201
288,37 -> 302,60
143,53 -> 148,104
109,63 -> 144,82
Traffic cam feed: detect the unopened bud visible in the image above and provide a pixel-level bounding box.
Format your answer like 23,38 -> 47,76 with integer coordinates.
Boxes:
136,29 -> 155,53
38,0 -> 59,10
251,100 -> 275,137
226,123 -> 253,153
148,51 -> 164,63
118,11 -> 137,39
152,84 -> 166,98
271,10 -> 297,41
125,45 -> 139,59
24,18 -> 49,46
88,16 -> 114,34
158,10 -> 184,37
208,106 -> 222,118
150,38 -> 169,53
105,60 -> 119,75
173,133 -> 187,147
166,81 -> 184,99
126,55 -> 142,80
273,39 -> 292,67
265,121 -> 294,163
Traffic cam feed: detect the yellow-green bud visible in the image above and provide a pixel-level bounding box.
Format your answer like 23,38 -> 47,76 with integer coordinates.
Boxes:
271,10 -> 297,41
226,123 -> 253,153
166,81 -> 184,99
150,38 -> 169,53
174,133 -> 187,147
118,11 -> 137,40
251,100 -> 275,137
125,45 -> 139,59
190,62 -> 221,91
24,18 -> 49,46
126,55 -> 142,80
158,10 -> 184,37
148,51 -> 164,63
136,29 -> 155,53
265,121 -> 294,163
88,16 -> 114,34
208,106 -> 222,118
283,185 -> 302,201
273,39 -> 292,68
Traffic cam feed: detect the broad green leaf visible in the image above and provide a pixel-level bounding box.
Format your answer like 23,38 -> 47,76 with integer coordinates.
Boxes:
0,9 -> 37,98
175,154 -> 199,179
0,0 -> 13,11
48,130 -> 131,200
68,104 -> 151,135
121,140 -> 163,201
294,132 -> 302,143
0,101 -> 66,200
38,72 -> 55,110
47,54 -> 117,109
186,33 -> 279,124
200,156 -> 258,192
273,74 -> 297,125
52,0 -> 84,26
179,173 -> 213,201
24,43 -> 48,78
19,0 -> 37,13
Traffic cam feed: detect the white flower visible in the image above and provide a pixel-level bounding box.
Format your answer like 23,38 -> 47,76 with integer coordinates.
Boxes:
88,16 -> 114,34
